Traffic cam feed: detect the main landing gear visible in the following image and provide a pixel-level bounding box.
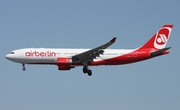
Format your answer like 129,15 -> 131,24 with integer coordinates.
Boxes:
83,66 -> 92,76
82,61 -> 92,76
22,64 -> 26,71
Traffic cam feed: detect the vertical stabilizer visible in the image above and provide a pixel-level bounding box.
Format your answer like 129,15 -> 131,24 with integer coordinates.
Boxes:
139,24 -> 173,50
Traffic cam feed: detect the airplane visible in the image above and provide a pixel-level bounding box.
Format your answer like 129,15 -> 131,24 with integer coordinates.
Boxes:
5,24 -> 173,76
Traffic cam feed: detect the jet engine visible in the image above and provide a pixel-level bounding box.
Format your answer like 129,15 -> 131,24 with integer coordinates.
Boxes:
57,58 -> 74,70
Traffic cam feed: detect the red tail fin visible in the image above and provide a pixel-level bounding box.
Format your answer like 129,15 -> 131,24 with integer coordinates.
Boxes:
139,24 -> 173,50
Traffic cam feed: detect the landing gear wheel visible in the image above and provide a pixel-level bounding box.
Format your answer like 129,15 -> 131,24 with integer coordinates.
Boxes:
22,67 -> 26,71
87,70 -> 92,76
83,66 -> 88,73
82,64 -> 92,76
22,64 -> 26,71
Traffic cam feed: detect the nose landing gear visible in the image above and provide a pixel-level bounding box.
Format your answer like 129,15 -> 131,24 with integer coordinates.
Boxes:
22,64 -> 26,71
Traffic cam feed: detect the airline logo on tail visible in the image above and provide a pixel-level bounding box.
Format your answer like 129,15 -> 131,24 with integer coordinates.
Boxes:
154,26 -> 172,49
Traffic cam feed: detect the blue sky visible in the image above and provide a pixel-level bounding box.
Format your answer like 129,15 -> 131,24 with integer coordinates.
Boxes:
0,0 -> 180,110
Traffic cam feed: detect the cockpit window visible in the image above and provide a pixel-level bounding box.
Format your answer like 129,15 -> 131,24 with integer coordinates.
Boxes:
10,52 -> 15,54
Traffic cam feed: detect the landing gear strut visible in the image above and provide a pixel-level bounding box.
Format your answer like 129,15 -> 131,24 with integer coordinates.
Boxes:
22,64 -> 26,71
83,66 -> 92,76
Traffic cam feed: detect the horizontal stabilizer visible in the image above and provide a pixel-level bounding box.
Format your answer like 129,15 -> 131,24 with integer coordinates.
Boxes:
150,47 -> 171,57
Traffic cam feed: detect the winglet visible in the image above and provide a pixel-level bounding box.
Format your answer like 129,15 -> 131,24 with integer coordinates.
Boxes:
110,37 -> 117,43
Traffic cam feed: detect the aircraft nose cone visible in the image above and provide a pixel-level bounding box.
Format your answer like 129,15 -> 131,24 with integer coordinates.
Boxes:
5,54 -> 13,60
5,54 -> 10,59
5,53 -> 20,63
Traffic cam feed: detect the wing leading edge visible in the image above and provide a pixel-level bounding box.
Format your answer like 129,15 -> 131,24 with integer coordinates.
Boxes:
72,37 -> 116,63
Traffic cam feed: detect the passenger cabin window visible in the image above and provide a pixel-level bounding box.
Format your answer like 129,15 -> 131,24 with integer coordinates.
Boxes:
10,52 -> 15,54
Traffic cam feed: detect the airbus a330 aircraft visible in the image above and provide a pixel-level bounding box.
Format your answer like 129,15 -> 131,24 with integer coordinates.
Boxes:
6,24 -> 173,76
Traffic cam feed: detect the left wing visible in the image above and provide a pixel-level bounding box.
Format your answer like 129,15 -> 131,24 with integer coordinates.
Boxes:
71,37 -> 116,63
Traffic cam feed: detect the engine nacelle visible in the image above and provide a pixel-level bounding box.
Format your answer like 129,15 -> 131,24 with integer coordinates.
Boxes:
57,58 -> 74,70
57,57 -> 72,66
58,66 -> 71,70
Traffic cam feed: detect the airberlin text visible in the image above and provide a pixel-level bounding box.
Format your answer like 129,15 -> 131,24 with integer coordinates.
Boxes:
25,51 -> 56,57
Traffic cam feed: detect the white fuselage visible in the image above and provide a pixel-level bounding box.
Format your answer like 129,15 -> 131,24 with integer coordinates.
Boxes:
6,48 -> 134,64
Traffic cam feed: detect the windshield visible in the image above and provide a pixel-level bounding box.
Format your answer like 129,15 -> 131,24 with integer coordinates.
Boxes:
9,52 -> 15,54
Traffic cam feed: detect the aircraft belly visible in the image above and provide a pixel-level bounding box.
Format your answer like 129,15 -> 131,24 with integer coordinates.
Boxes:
19,57 -> 56,64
